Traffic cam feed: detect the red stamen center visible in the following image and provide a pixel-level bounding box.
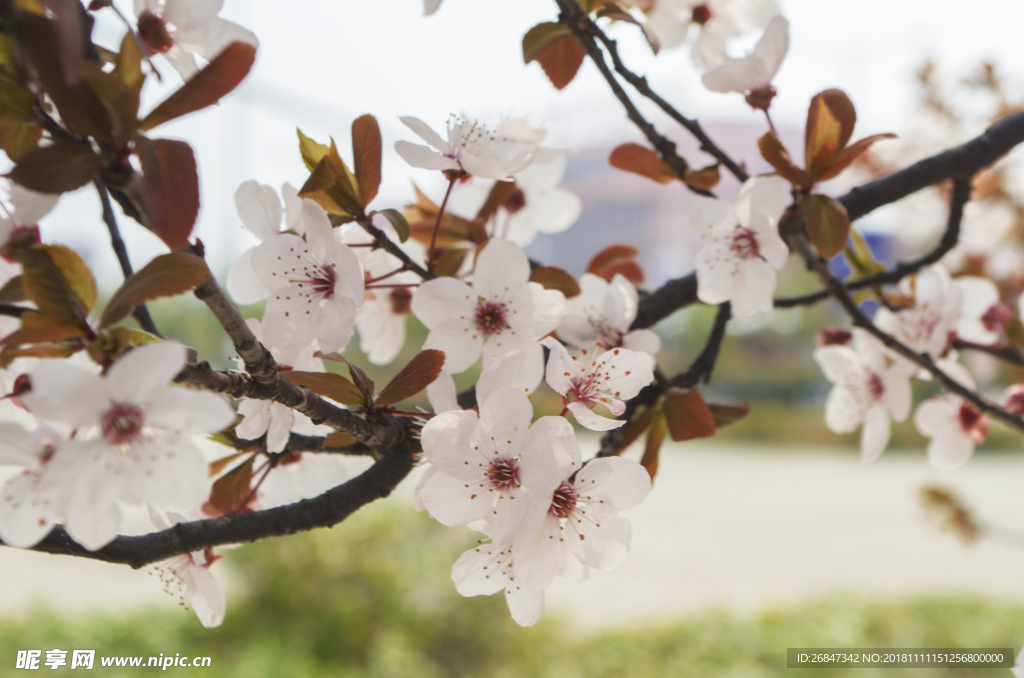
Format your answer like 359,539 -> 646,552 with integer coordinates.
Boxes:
691,3 -> 712,25
474,300 -> 508,336
867,373 -> 885,401
730,227 -> 760,259
958,403 -> 989,444
485,459 -> 519,492
549,482 -> 578,518
137,11 -> 174,54
101,402 -> 145,445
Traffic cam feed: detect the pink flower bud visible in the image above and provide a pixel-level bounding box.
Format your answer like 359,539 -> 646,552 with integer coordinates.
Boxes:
816,326 -> 852,347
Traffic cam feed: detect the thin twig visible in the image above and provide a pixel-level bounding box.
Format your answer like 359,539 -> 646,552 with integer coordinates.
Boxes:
94,179 -> 161,336
0,303 -> 29,318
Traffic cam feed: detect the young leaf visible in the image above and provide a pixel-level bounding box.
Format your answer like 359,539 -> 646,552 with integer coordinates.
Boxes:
616,404 -> 658,455
529,266 -> 581,298
351,114 -> 382,208
343,359 -> 376,404
804,90 -> 847,179
522,22 -> 571,63
375,349 -> 445,406
136,136 -> 200,250
474,180 -> 518,226
116,31 -> 144,88
99,252 -> 210,328
17,243 -> 95,326
586,244 -> 644,285
608,143 -> 676,184
281,371 -> 365,406
681,164 -> 721,191
209,452 -> 247,478
297,128 -> 329,172
8,140 -> 102,194
536,33 -> 586,90
757,131 -> 812,187
372,209 -> 410,243
818,133 -> 897,182
91,326 -> 160,362
140,41 -> 257,131
0,122 -> 42,161
707,402 -> 750,429
640,412 -> 666,481
662,387 -> 716,442
800,193 -> 851,260
0,311 -> 83,366
0,275 -> 24,303
203,454 -> 255,516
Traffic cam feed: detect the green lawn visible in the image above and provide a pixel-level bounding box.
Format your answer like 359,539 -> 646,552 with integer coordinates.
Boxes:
2,505 -> 1021,677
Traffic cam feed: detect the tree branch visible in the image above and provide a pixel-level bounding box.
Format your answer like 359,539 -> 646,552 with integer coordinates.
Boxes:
10,443 -> 416,569
0,303 -> 29,318
94,179 -> 161,336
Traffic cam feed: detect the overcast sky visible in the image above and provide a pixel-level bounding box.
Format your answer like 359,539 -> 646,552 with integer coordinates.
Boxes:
18,0 -> 1024,288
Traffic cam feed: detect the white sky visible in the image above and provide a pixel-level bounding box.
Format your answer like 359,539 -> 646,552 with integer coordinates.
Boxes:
21,0 -> 1024,288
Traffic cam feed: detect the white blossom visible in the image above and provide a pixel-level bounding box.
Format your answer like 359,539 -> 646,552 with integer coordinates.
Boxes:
557,273 -> 660,356
688,175 -> 788,317
426,350 -> 525,415
813,329 -> 913,462
395,116 -> 536,181
875,264 -> 961,362
914,394 -> 988,470
149,508 -> 226,628
226,180 -> 303,305
701,15 -> 788,102
954,276 -> 1008,345
233,319 -> 331,453
541,337 -> 654,431
9,343 -> 234,550
251,200 -> 364,354
451,540 -> 545,627
1,181 -> 58,249
645,0 -> 780,70
134,0 -> 258,80
411,238 -> 565,392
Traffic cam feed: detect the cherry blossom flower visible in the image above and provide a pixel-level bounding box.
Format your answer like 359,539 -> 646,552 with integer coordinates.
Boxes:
14,342 -> 235,550
416,387 -> 576,544
701,15 -> 789,108
253,453 -> 349,510
687,174 -> 788,317
353,248 -> 417,366
541,337 -> 654,431
233,319 -> 331,453
134,0 -> 258,79
448,146 -> 582,247
914,394 -> 989,470
226,180 -> 303,305
251,199 -> 364,354
1003,384 -> 1024,416
451,540 -> 545,627
875,265 -> 961,362
557,273 -> 661,356
149,509 -> 226,627
1,181 -> 58,250
644,0 -> 780,69
411,238 -> 565,392
0,424 -> 63,548
426,350 -> 525,415
813,329 -> 913,462
395,116 -> 536,181
514,456 -> 652,593
954,276 -> 1009,345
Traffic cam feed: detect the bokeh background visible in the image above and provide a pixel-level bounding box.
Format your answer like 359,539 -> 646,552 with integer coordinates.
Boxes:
4,0 -> 1024,675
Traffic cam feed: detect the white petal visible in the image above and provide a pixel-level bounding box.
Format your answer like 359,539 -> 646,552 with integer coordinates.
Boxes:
226,248 -> 269,305
173,17 -> 258,60
702,53 -> 770,93
514,516 -> 566,590
926,427 -> 976,471
571,510 -> 632,571
882,369 -> 912,422
574,456 -> 651,512
506,586 -> 545,627
427,373 -> 461,413
451,544 -> 510,596
568,402 -> 625,431
22,362 -> 106,428
541,337 -> 573,396
106,342 -> 187,404
411,277 -> 475,329
914,397 -> 959,438
420,470 -> 490,527
420,410 -> 480,478
188,564 -> 226,628
234,180 -> 281,241
750,15 -> 789,80
476,349 -> 525,405
315,298 -> 358,355
265,403 -> 292,454
162,0 -> 223,30
622,329 -> 661,356
145,387 -> 236,434
730,259 -> 776,317
824,386 -> 865,434
688,194 -> 735,233
0,473 -> 58,548
234,399 -> 271,440
473,239 -> 531,301
813,346 -> 860,385
398,117 -> 448,152
423,320 -> 484,375
481,335 -> 543,393
860,404 -> 891,463
8,183 -> 59,225
395,141 -> 459,171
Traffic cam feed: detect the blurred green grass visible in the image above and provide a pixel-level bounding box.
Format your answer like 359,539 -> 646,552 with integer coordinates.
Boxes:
3,504 -> 1022,677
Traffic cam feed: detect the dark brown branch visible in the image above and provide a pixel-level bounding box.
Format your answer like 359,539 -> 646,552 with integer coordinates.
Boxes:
951,339 -> 1024,368
554,0 -> 705,193
579,11 -> 749,183
633,112 -> 1024,328
329,213 -> 434,281
786,229 -> 1024,434
0,303 -> 29,318
12,443 -> 416,569
775,177 -> 970,308
94,179 -> 161,337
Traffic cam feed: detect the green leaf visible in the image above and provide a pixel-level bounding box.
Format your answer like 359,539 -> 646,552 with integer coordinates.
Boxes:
800,193 -> 851,261
140,41 -> 257,131
375,349 -> 445,406
351,114 -> 382,208
8,140 -> 102,194
90,325 -> 160,362
282,371 -> 365,406
100,252 -> 210,328
372,209 -> 410,243
0,122 -> 42,161
136,136 -> 200,250
0,275 -> 24,303
116,31 -> 145,88
529,266 -> 580,298
522,22 -> 572,63
662,387 -> 716,442
297,128 -> 329,173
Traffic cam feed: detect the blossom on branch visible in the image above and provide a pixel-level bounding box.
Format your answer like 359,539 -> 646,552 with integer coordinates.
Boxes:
9,343 -> 234,550
954,276 -> 1009,345
251,200 -> 365,354
451,540 -> 545,627
149,508 -> 226,628
226,180 -> 303,305
411,238 -> 565,392
813,329 -> 913,462
395,116 -> 536,181
134,0 -> 259,79
688,174 -> 788,317
541,337 -> 654,431
644,0 -> 781,70
874,264 -> 961,362
701,15 -> 789,108
557,273 -> 660,356
1,181 -> 58,251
